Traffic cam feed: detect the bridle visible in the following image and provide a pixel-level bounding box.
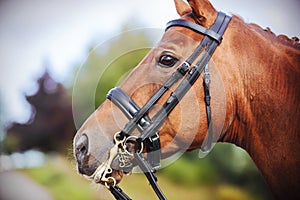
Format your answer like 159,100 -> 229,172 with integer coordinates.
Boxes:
96,11 -> 231,200
92,12 -> 231,200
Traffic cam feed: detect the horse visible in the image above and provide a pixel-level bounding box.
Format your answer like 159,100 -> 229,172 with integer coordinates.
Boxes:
73,0 -> 300,199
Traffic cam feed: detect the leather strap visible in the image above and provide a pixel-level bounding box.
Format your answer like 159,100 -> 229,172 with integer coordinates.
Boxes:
166,19 -> 223,43
110,185 -> 132,200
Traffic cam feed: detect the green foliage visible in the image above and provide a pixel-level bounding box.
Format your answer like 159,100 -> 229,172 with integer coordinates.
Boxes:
161,155 -> 217,186
22,156 -> 104,200
160,143 -> 273,199
120,172 -> 257,200
1,134 -> 19,153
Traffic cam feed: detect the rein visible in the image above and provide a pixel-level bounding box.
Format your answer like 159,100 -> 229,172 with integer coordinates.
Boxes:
99,12 -> 231,200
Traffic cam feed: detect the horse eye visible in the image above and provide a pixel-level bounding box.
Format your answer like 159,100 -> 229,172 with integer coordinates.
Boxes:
158,55 -> 178,68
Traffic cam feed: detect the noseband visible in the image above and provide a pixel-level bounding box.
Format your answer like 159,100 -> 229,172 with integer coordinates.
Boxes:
101,12 -> 231,200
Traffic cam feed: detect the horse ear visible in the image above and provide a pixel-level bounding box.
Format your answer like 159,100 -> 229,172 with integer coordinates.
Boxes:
187,0 -> 217,27
174,0 -> 192,16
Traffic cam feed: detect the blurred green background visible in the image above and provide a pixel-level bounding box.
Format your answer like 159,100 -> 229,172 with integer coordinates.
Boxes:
0,27 -> 273,200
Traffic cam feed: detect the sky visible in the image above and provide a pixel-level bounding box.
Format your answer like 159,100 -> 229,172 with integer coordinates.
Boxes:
0,0 -> 299,127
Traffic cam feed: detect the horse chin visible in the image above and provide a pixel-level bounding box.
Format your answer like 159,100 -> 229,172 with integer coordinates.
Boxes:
93,168 -> 125,186
98,156 -> 134,185
86,158 -> 131,186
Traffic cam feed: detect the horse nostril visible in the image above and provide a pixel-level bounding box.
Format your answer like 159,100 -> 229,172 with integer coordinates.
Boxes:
75,134 -> 89,164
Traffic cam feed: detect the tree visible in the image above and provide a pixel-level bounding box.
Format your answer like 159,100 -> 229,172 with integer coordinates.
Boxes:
5,71 -> 76,153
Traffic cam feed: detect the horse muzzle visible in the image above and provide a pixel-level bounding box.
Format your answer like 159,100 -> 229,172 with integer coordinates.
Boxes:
74,132 -> 134,187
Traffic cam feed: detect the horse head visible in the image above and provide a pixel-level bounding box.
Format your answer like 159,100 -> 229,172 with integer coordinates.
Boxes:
73,0 -> 300,199
73,0 -> 228,184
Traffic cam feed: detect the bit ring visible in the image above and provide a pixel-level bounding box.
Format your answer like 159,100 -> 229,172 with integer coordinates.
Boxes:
124,135 -> 144,156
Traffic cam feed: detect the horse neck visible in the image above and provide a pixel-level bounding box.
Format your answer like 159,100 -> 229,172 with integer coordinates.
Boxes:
217,16 -> 300,198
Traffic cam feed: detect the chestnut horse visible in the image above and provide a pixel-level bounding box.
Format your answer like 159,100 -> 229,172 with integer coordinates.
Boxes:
73,0 -> 300,199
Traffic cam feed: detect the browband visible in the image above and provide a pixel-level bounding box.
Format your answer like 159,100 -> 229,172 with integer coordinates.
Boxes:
166,12 -> 230,43
166,19 -> 223,43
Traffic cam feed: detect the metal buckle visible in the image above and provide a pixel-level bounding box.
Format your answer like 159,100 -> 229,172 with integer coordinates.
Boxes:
90,132 -> 127,188
146,133 -> 161,169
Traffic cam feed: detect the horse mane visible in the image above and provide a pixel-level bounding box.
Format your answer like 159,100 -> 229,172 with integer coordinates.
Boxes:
234,15 -> 300,49
250,23 -> 300,49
